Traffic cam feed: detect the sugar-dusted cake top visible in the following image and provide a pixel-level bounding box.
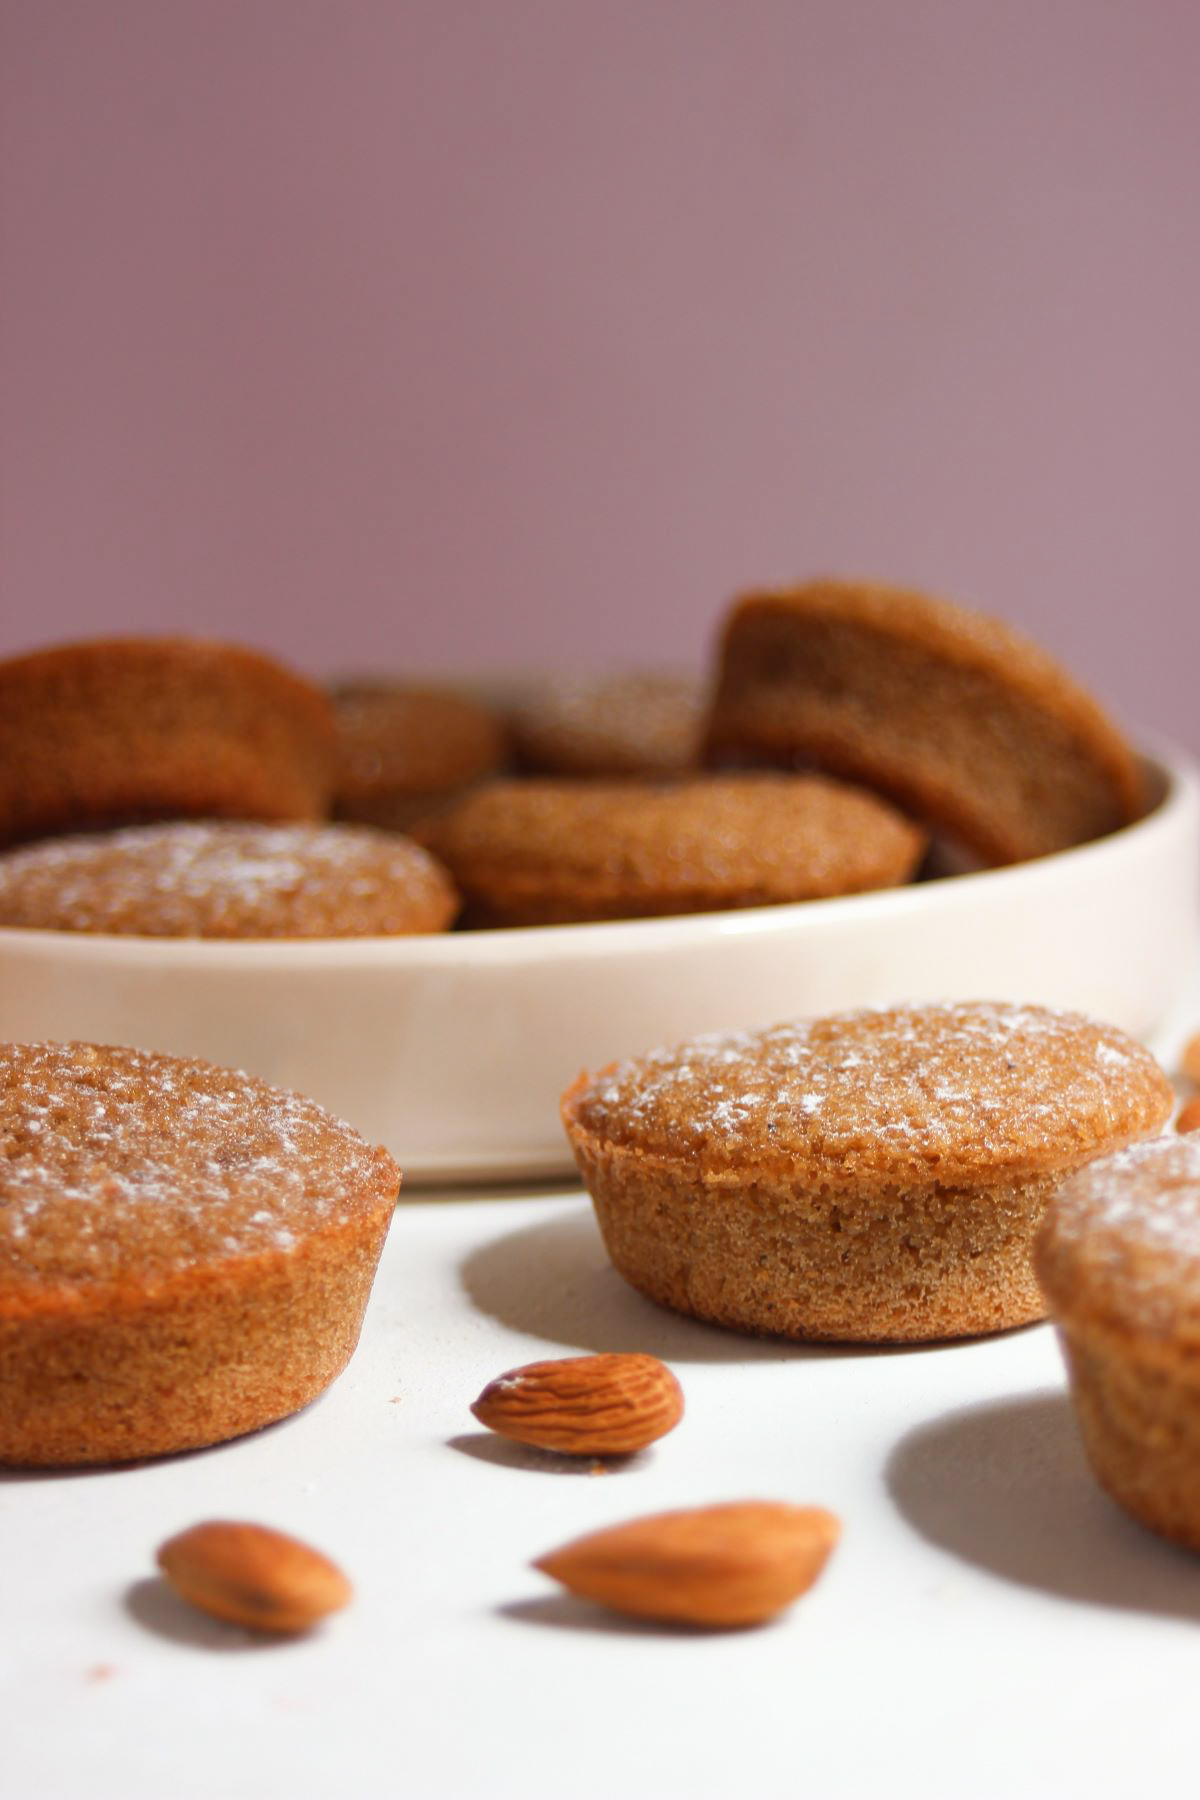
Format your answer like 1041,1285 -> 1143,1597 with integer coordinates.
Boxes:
0,821 -> 457,938
1036,1133 -> 1200,1338
564,1002 -> 1172,1184
0,1041 -> 399,1294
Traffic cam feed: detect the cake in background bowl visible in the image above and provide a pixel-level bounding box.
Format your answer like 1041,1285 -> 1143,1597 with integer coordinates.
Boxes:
704,578 -> 1147,865
509,672 -> 703,779
0,821 -> 459,939
0,636 -> 337,846
419,773 -> 926,926
330,680 -> 508,832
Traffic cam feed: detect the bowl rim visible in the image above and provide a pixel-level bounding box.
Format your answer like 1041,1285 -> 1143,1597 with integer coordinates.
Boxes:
0,742 -> 1195,971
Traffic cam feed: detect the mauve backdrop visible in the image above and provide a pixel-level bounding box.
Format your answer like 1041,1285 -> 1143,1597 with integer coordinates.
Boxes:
1,1 -> 1197,749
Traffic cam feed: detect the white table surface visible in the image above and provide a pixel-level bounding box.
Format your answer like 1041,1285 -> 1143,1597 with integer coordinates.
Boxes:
6,974 -> 1200,1800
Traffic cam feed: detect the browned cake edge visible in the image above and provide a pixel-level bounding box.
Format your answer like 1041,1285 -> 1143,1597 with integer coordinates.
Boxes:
0,1189 -> 398,1466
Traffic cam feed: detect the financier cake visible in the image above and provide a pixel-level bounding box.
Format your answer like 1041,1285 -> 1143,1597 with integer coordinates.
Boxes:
419,774 -> 927,927
509,673 -> 703,778
704,579 -> 1146,866
0,637 -> 337,846
0,821 -> 459,938
562,1002 -> 1172,1343
331,681 -> 508,831
1035,1135 -> 1200,1550
0,1041 -> 400,1465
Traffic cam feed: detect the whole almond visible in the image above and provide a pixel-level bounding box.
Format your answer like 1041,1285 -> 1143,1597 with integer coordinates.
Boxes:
1177,1096 -> 1200,1135
1184,1034 -> 1200,1087
471,1352 -> 684,1455
534,1499 -> 840,1627
156,1521 -> 352,1634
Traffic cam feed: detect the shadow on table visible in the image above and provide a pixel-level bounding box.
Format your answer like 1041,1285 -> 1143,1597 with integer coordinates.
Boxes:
887,1389 -> 1200,1620
124,1576 -> 309,1653
447,1431 -> 648,1477
459,1203 -> 958,1366
497,1593 -> 779,1638
0,1403 -> 315,1484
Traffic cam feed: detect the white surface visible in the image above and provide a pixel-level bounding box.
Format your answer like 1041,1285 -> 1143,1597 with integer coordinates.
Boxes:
0,747 -> 1197,1185
5,980 -> 1200,1800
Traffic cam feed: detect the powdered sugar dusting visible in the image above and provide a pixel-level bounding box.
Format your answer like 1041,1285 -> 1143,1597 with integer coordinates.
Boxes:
572,1001 -> 1170,1175
0,1041 -> 398,1286
0,821 -> 455,938
1040,1135 -> 1200,1333
515,673 -> 703,775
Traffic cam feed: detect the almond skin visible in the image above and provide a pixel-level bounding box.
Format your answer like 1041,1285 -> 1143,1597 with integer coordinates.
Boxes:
470,1352 -> 684,1455
156,1521 -> 352,1634
1177,1096 -> 1200,1135
1184,1034 -> 1200,1087
534,1499 -> 840,1627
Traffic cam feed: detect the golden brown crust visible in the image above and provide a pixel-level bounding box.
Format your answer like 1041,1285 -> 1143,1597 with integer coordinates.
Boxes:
1036,1135 -> 1200,1547
0,1041 -> 399,1463
509,673 -> 703,778
420,774 -> 926,927
0,637 -> 337,845
704,579 -> 1146,865
565,1005 -> 1172,1187
562,1003 -> 1172,1343
331,682 -> 507,831
1049,1324 -> 1200,1550
0,821 -> 459,938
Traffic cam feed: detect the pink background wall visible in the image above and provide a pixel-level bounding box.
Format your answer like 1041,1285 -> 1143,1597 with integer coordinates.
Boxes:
1,1 -> 1197,749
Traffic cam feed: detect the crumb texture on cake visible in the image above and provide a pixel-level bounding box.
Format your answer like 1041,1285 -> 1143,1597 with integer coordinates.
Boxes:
1035,1135 -> 1200,1549
562,1003 -> 1172,1344
0,1040 -> 400,1464
0,821 -> 459,938
0,1041 -> 398,1295
1036,1135 -> 1200,1341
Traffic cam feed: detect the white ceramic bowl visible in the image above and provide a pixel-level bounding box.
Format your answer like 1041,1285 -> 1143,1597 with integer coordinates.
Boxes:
0,746 -> 1196,1186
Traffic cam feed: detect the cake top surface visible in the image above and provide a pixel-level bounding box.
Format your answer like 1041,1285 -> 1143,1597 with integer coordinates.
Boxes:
0,631 -> 329,690
511,672 -> 702,777
0,821 -> 458,938
563,1002 -> 1172,1184
332,682 -> 506,796
1035,1133 -> 1200,1339
423,773 -> 925,897
0,1041 -> 399,1302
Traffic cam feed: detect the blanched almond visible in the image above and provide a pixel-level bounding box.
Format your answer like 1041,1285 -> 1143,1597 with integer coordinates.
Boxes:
471,1352 -> 683,1455
534,1499 -> 840,1627
156,1520 -> 351,1634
